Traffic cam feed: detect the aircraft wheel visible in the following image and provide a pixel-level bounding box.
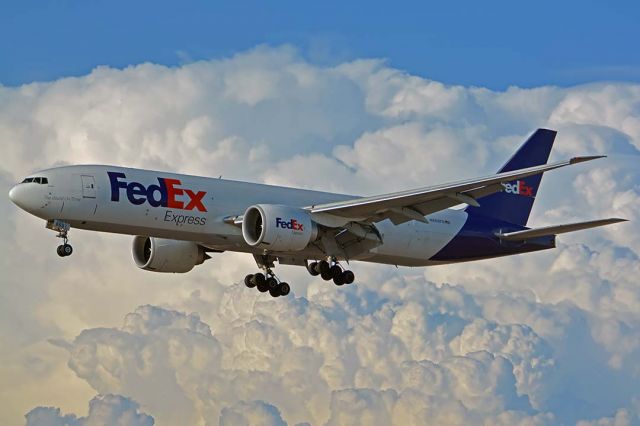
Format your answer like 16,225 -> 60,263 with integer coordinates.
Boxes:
321,269 -> 333,281
307,262 -> 320,276
244,274 -> 256,288
330,264 -> 342,279
279,282 -> 291,296
318,260 -> 331,275
257,282 -> 269,293
269,287 -> 280,297
57,244 -> 72,257
266,277 -> 278,291
343,270 -> 355,284
333,274 -> 345,286
252,273 -> 266,287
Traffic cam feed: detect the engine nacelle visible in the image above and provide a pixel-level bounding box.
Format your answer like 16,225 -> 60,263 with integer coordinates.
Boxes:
132,236 -> 208,273
242,204 -> 318,251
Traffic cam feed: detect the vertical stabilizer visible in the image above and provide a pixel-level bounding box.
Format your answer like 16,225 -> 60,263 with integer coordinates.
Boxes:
465,128 -> 556,226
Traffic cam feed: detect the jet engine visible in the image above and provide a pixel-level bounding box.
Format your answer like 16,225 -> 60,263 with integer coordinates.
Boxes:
242,204 -> 318,251
132,236 -> 208,273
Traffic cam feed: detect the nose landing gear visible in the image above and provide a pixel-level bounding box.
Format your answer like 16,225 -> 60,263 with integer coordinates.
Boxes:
56,242 -> 73,257
47,220 -> 73,257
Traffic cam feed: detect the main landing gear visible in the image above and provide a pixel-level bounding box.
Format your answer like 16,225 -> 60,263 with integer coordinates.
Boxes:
243,255 -> 354,298
307,259 -> 355,286
244,270 -> 291,298
47,220 -> 73,257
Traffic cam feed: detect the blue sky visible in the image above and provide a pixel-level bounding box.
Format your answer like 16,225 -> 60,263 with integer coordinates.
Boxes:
2,0 -> 640,89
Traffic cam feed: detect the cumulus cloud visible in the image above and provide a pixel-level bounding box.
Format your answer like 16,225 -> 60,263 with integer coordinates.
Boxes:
40,287 -> 636,425
56,302 -> 551,425
219,400 -> 286,426
0,45 -> 639,425
25,394 -> 154,426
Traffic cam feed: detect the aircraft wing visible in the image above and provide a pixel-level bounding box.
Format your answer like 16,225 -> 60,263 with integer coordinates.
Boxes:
494,218 -> 628,241
307,156 -> 604,225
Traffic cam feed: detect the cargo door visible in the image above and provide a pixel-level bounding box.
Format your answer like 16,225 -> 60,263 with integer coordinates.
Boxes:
81,175 -> 96,198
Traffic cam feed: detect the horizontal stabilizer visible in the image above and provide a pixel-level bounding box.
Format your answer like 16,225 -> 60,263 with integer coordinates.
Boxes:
495,218 -> 627,241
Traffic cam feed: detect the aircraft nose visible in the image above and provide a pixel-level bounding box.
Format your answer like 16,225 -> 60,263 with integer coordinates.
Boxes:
8,185 -> 19,204
8,183 -> 36,211
9,186 -> 18,204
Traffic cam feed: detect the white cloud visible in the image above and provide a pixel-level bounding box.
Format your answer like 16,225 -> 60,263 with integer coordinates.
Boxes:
42,285 -> 637,425
219,400 -> 286,426
57,302 -> 553,425
25,394 -> 154,426
0,45 -> 639,425
577,408 -> 634,426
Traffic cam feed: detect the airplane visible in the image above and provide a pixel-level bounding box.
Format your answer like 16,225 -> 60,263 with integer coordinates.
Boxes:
8,129 -> 627,298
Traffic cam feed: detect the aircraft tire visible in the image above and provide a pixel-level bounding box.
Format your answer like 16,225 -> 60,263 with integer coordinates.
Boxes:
321,269 -> 333,281
330,265 -> 342,279
318,260 -> 331,275
266,277 -> 278,291
269,287 -> 280,297
333,274 -> 345,286
257,282 -> 269,293
343,270 -> 355,284
308,262 -> 320,276
56,245 -> 65,257
252,273 -> 266,286
244,274 -> 256,288
279,282 -> 291,296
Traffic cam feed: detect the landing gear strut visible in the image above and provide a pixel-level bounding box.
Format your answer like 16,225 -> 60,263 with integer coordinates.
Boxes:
307,259 -> 355,286
47,220 -> 73,257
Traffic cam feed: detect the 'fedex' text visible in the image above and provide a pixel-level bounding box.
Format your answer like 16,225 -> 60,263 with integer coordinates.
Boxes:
502,180 -> 535,197
276,217 -> 304,231
108,172 -> 207,212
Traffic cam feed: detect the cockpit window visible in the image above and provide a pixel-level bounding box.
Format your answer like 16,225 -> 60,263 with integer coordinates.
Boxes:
21,177 -> 48,184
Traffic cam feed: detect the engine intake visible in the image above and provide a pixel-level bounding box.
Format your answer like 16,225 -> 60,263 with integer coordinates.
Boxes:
132,236 -> 208,273
242,204 -> 318,251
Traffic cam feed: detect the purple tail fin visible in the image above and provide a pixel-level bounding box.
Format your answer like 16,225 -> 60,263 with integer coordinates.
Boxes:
465,128 -> 557,226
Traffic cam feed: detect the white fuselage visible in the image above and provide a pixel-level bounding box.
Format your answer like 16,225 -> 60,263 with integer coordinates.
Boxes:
9,165 -> 468,266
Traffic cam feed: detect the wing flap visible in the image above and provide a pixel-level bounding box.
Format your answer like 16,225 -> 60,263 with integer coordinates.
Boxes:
495,218 -> 627,241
